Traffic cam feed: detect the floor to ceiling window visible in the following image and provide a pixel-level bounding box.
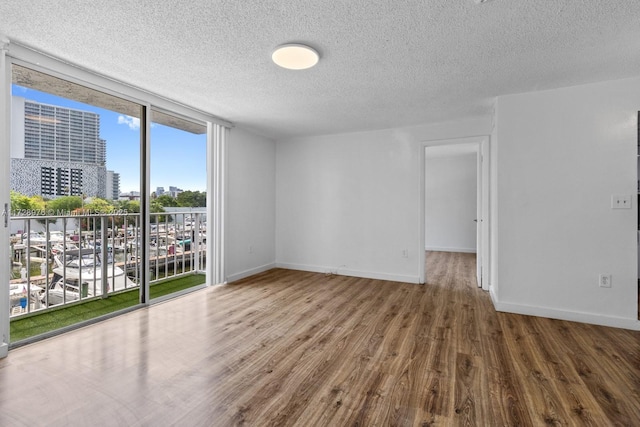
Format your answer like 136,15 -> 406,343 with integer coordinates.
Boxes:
1,45 -> 226,351
7,64 -> 145,322
149,109 -> 207,288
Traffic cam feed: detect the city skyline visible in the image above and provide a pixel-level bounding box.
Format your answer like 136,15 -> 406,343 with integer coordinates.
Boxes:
12,85 -> 208,194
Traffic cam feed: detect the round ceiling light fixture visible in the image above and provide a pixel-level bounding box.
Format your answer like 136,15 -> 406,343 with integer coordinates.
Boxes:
272,44 -> 319,70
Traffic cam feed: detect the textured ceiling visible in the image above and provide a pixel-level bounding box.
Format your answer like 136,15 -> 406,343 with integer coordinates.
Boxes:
0,1 -> 639,139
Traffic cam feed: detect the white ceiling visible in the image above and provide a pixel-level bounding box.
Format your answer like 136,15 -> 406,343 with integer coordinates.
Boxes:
0,1 -> 639,140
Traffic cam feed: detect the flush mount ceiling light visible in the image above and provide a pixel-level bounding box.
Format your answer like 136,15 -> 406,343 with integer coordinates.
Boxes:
272,44 -> 319,70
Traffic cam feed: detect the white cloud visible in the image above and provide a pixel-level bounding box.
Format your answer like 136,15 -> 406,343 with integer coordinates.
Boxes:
117,115 -> 140,130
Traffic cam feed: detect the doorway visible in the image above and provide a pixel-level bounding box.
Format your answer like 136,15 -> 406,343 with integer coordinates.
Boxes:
419,137 -> 490,290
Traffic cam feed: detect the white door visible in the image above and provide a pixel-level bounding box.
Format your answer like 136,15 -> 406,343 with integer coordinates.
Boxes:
476,149 -> 483,287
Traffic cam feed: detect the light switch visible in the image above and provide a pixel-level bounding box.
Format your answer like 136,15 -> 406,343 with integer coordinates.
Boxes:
611,195 -> 632,209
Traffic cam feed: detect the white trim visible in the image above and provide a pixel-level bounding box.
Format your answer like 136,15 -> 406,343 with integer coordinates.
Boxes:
220,126 -> 227,284
490,290 -> 640,331
479,138 -> 490,291
226,263 -> 277,283
0,38 -> 10,358
276,263 -> 421,284
140,104 -> 151,304
418,142 -> 426,284
476,144 -> 482,287
425,246 -> 477,253
206,123 -> 215,284
207,123 -> 228,285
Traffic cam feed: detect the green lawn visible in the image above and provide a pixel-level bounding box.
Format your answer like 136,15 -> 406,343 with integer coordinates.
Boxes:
10,274 -> 206,343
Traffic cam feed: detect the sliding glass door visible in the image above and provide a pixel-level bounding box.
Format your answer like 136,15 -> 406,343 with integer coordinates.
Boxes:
1,46 -> 226,348
7,64 -> 143,315
148,109 -> 208,297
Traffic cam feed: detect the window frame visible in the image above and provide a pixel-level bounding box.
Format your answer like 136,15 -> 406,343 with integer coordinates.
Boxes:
0,41 -> 228,355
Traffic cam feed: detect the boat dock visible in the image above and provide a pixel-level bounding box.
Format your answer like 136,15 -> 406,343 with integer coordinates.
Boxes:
116,249 -> 206,276
10,249 -> 206,286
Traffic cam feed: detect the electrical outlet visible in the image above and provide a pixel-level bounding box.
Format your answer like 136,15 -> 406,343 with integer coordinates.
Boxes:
599,274 -> 612,288
248,245 -> 254,254
402,249 -> 408,258
611,195 -> 631,209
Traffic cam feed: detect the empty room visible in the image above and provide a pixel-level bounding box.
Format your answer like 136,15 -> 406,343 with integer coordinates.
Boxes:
1,1 -> 639,426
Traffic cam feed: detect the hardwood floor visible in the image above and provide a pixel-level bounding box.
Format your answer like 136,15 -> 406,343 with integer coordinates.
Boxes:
1,252 -> 639,426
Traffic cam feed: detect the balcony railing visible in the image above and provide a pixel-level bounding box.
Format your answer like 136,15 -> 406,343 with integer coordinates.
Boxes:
9,210 -> 206,317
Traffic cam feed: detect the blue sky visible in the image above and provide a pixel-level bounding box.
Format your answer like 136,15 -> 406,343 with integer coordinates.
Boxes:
12,85 -> 207,193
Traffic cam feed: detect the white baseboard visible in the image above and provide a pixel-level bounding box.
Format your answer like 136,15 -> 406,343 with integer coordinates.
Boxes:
276,262 -> 420,284
490,289 -> 640,331
425,246 -> 477,253
226,263 -> 276,283
0,342 -> 7,359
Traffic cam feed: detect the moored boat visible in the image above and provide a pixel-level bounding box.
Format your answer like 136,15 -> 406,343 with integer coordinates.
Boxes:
43,248 -> 137,306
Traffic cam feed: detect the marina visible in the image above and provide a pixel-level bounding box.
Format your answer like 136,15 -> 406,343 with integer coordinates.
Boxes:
8,211 -> 207,316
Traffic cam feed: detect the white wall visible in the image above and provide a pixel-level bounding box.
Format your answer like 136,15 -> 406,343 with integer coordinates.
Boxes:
275,118 -> 492,283
225,127 -> 276,282
425,152 -> 477,253
494,76 -> 640,330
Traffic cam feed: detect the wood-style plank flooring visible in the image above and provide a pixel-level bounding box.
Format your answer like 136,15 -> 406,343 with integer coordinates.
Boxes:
1,252 -> 639,426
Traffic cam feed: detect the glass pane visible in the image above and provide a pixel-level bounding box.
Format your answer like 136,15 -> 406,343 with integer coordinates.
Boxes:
9,64 -> 142,322
149,109 -> 207,288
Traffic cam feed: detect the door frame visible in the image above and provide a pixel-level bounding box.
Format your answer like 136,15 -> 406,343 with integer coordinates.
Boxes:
0,38 -> 10,358
419,136 -> 490,290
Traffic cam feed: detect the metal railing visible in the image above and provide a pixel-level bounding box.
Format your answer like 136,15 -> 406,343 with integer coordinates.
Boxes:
9,210 -> 206,317
148,211 -> 206,282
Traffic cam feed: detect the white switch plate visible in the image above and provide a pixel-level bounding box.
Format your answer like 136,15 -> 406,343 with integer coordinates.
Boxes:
611,195 -> 631,209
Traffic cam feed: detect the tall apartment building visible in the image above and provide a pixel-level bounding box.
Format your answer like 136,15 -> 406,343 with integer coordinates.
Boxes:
10,96 -> 109,198
106,170 -> 121,201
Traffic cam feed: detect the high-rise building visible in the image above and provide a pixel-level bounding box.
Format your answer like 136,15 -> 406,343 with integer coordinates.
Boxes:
10,96 -> 113,198
106,170 -> 121,201
22,99 -> 105,165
